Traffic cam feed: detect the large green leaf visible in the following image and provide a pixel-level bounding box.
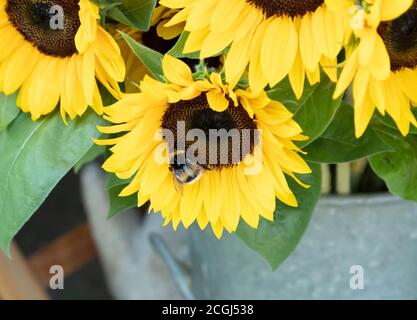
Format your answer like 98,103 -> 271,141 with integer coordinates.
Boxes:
376,110 -> 417,135
268,77 -> 341,147
236,163 -> 321,270
0,112 -> 103,253
120,31 -> 164,80
74,144 -> 105,173
369,126 -> 417,202
106,173 -> 136,218
304,103 -> 393,163
105,0 -> 157,31
0,93 -> 19,132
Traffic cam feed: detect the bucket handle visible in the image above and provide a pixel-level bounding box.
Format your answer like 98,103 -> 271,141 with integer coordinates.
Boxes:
149,233 -> 196,300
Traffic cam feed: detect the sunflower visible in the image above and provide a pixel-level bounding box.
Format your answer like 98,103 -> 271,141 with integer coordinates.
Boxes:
0,0 -> 125,121
331,0 -> 415,137
111,5 -> 183,93
96,55 -> 311,238
112,5 -> 221,93
160,0 -> 347,98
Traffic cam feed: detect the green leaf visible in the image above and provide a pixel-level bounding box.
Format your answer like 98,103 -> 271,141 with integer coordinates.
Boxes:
119,31 -> 164,80
369,126 -> 417,202
168,32 -> 205,59
236,162 -> 321,270
73,144 -> 105,173
107,185 -> 137,218
304,102 -> 393,163
106,173 -> 136,218
0,112 -> 103,253
376,110 -> 417,135
0,93 -> 19,131
106,0 -> 157,31
268,76 -> 341,147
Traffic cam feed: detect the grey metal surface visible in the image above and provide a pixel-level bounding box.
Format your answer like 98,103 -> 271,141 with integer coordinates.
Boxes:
80,164 -> 188,300
189,195 -> 417,300
150,233 -> 195,300
81,163 -> 417,300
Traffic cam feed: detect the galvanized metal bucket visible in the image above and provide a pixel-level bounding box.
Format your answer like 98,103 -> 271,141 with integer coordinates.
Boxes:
81,164 -> 417,300
187,195 -> 417,299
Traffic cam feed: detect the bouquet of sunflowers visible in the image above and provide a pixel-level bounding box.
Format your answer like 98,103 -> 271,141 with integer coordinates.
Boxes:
0,0 -> 416,269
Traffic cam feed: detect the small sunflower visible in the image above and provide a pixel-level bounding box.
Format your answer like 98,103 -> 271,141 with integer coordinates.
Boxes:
96,55 -> 311,238
0,0 -> 126,121
112,5 -> 221,93
111,5 -> 184,93
161,0 -> 347,98
332,0 -> 415,136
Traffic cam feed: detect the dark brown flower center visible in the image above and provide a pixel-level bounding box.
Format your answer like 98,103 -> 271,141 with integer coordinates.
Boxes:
378,2 -> 417,72
6,0 -> 81,57
161,94 -> 258,169
247,0 -> 323,18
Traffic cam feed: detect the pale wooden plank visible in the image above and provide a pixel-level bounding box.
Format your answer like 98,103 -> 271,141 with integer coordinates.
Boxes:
0,242 -> 49,300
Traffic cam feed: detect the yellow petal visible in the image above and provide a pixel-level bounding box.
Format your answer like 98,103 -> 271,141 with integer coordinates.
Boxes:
206,90 -> 229,112
162,55 -> 193,86
380,0 -> 412,21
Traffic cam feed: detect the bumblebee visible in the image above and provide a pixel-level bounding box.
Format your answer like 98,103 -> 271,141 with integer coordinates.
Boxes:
169,150 -> 210,186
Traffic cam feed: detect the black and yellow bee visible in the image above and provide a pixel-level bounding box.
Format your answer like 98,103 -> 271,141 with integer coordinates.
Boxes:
169,150 -> 211,186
